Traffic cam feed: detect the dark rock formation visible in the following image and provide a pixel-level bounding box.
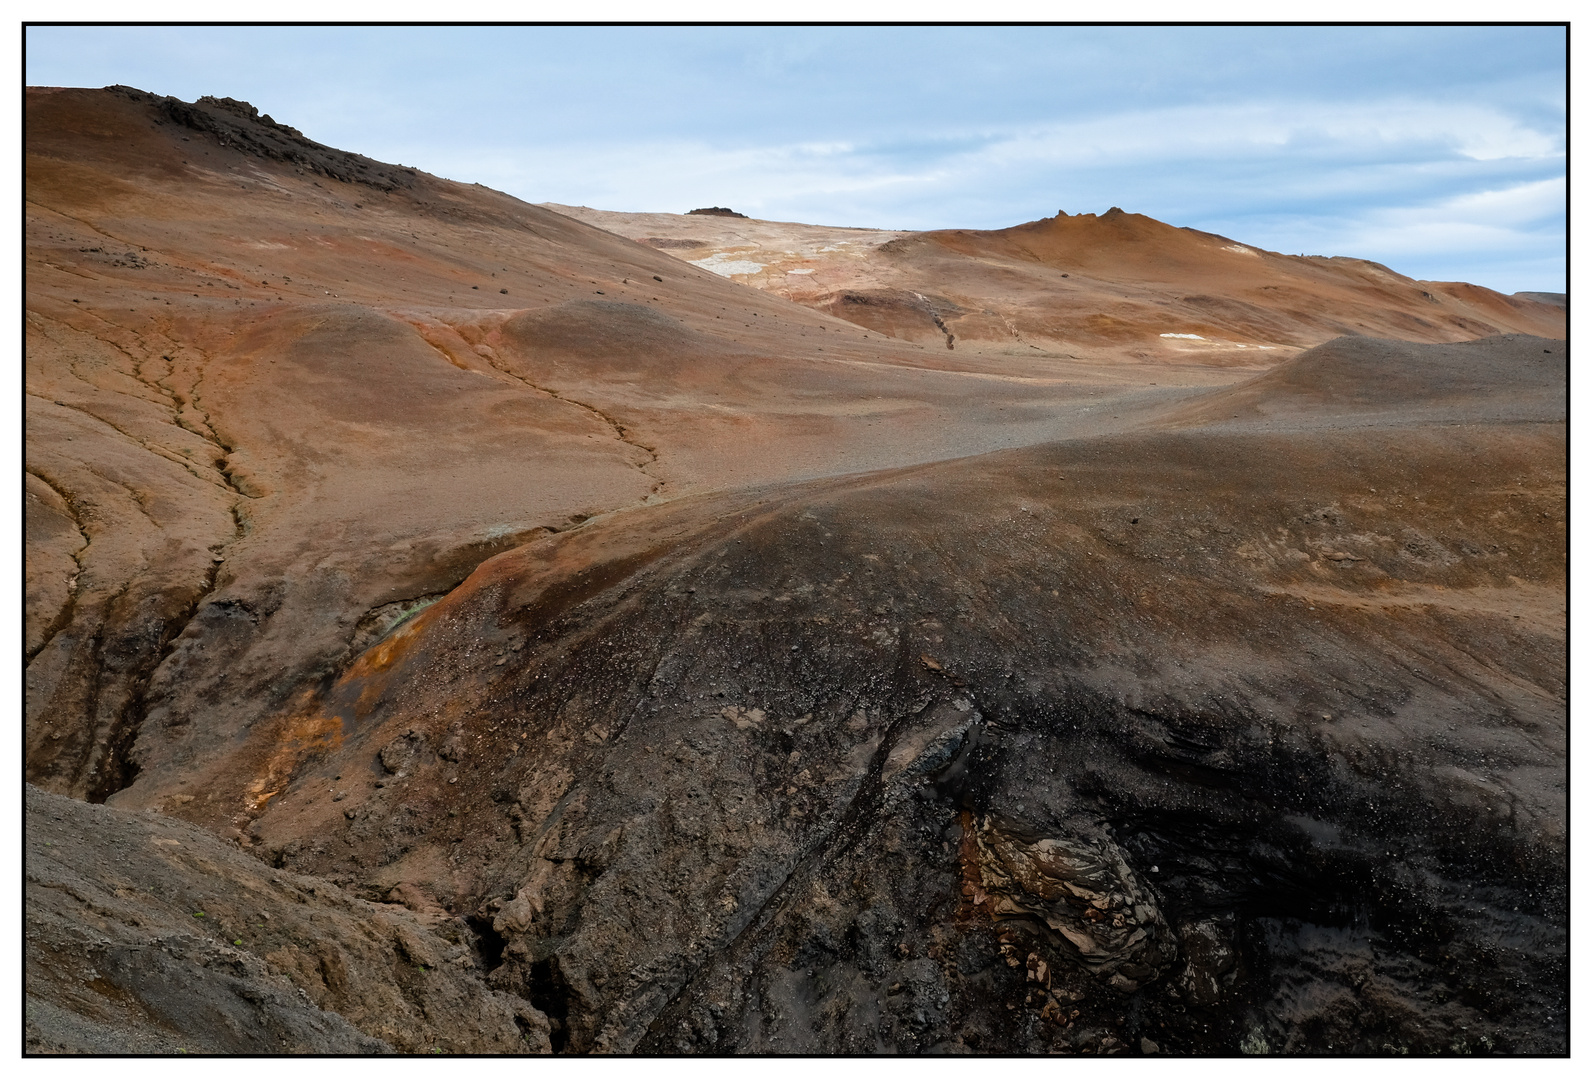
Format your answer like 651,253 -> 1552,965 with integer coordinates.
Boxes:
25,785 -> 551,1054
109,84 -> 418,190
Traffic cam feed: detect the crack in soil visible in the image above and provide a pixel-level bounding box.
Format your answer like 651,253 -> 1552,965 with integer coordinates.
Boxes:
59,312 -> 258,514
28,308 -> 256,801
27,202 -> 148,253
66,576 -> 131,799
24,466 -> 92,667
502,371 -> 664,498
28,310 -> 241,495
913,291 -> 957,351
405,315 -> 665,499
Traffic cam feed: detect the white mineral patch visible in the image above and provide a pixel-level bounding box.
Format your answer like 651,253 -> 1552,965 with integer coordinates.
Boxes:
786,268 -> 816,275
690,253 -> 765,277
1223,244 -> 1259,256
1160,333 -> 1205,340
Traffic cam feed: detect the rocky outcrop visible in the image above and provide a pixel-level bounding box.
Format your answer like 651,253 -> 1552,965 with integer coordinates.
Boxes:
115,85 -> 421,191
969,818 -> 1176,987
24,785 -> 550,1054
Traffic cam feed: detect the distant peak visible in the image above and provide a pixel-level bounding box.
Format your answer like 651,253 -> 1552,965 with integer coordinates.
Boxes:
688,207 -> 748,218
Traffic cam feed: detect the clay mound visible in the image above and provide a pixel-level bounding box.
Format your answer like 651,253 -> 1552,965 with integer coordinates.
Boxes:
1160,333 -> 1566,429
1514,291 -> 1566,308
821,288 -> 964,343
912,212 -> 1565,348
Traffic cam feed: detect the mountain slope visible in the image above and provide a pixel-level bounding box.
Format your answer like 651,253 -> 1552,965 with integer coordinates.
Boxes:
25,86 -> 1230,806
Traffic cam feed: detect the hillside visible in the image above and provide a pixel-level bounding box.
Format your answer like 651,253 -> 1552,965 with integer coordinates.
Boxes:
546,203 -> 1564,364
24,86 -> 1566,1055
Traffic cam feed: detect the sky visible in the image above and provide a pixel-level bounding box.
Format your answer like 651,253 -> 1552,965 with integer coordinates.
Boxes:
24,24 -> 1567,293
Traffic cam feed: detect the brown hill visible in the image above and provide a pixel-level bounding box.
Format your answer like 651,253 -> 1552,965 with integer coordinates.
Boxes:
1158,333 -> 1567,430
546,204 -> 1564,364
27,85 -> 1221,806
25,86 -> 1565,1056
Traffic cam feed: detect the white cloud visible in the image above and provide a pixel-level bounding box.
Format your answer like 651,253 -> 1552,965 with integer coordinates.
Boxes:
1195,173 -> 1564,291
946,99 -> 1560,171
1412,177 -> 1566,227
437,139 -> 946,221
1321,178 -> 1564,257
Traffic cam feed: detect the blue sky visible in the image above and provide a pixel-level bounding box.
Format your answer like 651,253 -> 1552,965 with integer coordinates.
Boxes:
25,24 -> 1566,293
